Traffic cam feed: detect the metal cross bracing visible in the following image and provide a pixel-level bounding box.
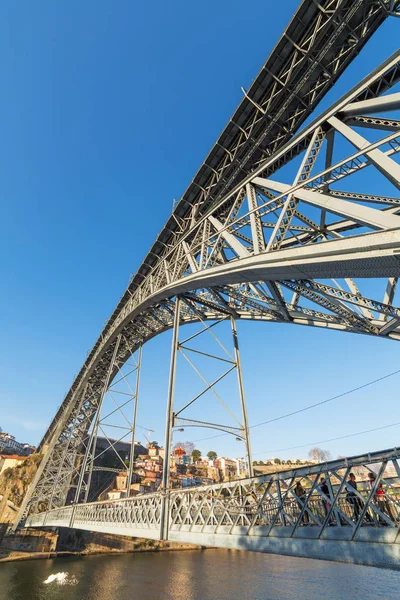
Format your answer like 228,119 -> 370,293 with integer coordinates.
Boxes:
161,296 -> 254,498
39,0 -> 398,453
14,5 -> 400,529
73,343 -> 143,504
23,343 -> 143,517
25,447 -> 400,568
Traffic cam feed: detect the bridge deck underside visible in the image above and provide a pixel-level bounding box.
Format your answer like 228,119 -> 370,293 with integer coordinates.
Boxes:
26,512 -> 400,544
25,514 -> 400,569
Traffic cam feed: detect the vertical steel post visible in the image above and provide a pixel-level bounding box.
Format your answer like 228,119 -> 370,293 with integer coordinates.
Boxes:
231,317 -> 253,477
276,480 -> 286,526
74,335 -> 122,504
127,345 -> 142,498
160,297 -> 181,539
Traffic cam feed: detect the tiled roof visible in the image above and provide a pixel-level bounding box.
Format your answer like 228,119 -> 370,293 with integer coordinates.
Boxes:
0,454 -> 27,461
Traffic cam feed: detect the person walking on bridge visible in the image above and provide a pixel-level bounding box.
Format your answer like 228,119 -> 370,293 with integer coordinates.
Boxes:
294,481 -> 309,525
346,472 -> 373,524
376,482 -> 395,523
346,473 -> 362,522
320,478 -> 333,525
368,473 -> 395,524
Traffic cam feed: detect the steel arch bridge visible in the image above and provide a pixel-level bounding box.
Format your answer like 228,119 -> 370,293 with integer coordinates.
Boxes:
15,0 -> 400,569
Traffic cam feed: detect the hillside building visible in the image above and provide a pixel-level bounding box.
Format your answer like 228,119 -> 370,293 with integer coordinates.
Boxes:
0,454 -> 28,474
0,433 -> 36,456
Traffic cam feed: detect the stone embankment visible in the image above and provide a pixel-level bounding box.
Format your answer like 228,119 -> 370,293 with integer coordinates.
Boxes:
0,528 -> 199,563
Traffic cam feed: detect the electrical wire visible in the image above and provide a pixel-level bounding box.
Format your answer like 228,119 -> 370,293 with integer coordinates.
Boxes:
250,368 -> 400,430
250,420 -> 400,457
190,367 -> 400,443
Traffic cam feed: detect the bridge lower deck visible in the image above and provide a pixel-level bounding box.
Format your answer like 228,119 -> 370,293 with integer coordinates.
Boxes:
24,448 -> 400,570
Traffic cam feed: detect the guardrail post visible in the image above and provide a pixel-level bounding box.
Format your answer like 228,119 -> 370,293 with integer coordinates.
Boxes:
231,317 -> 253,477
69,505 -> 77,529
160,491 -> 170,541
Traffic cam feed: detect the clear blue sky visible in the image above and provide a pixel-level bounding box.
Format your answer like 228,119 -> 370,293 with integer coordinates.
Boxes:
1,1 -> 399,462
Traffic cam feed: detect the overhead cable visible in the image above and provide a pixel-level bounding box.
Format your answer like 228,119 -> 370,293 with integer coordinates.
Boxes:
251,420 -> 400,456
190,367 -> 400,443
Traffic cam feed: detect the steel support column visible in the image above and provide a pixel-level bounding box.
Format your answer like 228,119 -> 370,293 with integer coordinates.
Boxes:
230,317 -> 253,477
160,297 -> 181,539
127,345 -> 142,498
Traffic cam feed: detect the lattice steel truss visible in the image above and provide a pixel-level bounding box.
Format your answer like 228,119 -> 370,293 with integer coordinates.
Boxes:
74,344 -> 142,504
14,1 -> 400,529
39,0 -> 400,455
161,297 -> 254,498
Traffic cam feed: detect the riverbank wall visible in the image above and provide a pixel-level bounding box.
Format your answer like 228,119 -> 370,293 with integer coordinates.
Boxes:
1,528 -> 57,553
0,527 -> 199,563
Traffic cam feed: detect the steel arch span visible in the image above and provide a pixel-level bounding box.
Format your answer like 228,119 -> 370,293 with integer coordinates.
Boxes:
14,0 -> 400,551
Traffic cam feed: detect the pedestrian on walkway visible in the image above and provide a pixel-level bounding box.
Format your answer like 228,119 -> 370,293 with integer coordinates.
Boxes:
320,477 -> 333,524
294,481 -> 309,524
367,472 -> 395,524
376,481 -> 395,524
346,473 -> 362,522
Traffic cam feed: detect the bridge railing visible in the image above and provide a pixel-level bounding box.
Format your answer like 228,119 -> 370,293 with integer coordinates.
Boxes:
25,506 -> 73,528
72,492 -> 162,531
242,490 -> 400,527
25,513 -> 47,528
25,447 -> 400,545
168,447 -> 400,542
25,491 -> 163,533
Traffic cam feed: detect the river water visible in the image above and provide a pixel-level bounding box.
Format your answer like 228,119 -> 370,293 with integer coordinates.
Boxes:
1,550 -> 400,600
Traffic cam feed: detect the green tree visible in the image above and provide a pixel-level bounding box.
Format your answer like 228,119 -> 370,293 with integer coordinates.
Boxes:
274,458 -> 281,465
207,451 -> 217,461
192,449 -> 201,462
